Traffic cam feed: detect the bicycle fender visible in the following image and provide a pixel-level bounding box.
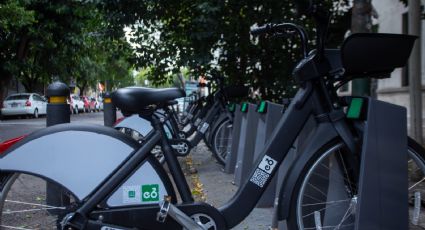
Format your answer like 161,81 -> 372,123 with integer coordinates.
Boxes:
277,122 -> 339,220
0,124 -> 139,201
114,114 -> 153,136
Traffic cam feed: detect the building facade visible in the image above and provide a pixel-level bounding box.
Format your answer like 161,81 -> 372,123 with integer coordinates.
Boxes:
373,0 -> 424,135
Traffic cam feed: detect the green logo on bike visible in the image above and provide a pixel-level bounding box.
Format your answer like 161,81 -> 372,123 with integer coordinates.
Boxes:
142,184 -> 159,202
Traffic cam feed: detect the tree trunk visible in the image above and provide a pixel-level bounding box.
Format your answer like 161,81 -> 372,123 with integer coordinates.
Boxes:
351,0 -> 372,96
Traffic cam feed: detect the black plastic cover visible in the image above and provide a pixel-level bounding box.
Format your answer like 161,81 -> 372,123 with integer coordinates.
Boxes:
341,33 -> 417,78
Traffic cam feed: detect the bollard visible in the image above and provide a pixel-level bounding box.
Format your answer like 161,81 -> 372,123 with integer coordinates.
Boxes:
46,81 -> 70,126
224,104 -> 241,174
233,103 -> 260,186
103,92 -> 117,127
45,81 -> 71,213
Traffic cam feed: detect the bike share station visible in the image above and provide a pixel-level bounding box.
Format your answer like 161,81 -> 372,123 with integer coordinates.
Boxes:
222,98 -> 409,229
99,89 -> 410,229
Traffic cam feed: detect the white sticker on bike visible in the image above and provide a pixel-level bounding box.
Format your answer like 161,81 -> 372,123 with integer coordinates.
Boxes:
250,155 -> 277,188
100,226 -> 123,230
123,185 -> 141,204
258,155 -> 277,174
199,122 -> 209,134
101,227 -> 124,230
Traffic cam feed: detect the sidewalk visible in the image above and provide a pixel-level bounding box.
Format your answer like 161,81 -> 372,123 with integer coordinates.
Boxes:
185,142 -> 274,230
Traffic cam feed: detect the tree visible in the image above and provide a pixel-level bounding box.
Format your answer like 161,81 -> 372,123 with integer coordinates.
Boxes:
0,0 -> 135,102
0,0 -> 35,105
100,0 -> 350,101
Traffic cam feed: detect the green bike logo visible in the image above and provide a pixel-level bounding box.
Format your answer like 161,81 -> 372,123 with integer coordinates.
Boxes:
142,184 -> 159,202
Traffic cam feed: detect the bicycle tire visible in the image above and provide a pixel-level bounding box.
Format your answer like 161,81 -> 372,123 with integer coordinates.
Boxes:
210,118 -> 233,165
287,137 -> 425,230
0,173 -> 77,229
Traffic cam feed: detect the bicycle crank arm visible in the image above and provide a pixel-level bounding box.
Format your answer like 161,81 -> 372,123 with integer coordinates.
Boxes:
157,199 -> 206,230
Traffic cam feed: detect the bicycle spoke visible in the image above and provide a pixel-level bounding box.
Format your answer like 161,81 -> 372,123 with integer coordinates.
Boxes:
302,198 -> 352,207
409,177 -> 425,190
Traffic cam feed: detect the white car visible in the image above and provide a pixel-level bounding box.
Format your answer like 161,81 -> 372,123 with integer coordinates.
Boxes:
1,93 -> 47,119
69,94 -> 85,114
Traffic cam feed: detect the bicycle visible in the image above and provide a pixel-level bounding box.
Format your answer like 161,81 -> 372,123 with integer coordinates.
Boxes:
0,1 -> 422,229
114,75 -> 248,165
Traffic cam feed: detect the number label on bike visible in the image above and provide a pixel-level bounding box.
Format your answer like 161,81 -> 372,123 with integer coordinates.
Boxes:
198,122 -> 209,134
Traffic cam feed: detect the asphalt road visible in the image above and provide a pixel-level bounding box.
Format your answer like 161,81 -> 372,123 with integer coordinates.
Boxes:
0,112 -> 106,142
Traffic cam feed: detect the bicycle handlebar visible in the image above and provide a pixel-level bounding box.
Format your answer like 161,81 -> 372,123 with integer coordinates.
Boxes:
250,23 -> 309,58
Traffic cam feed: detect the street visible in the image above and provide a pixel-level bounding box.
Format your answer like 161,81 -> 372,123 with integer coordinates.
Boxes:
0,112 -> 105,142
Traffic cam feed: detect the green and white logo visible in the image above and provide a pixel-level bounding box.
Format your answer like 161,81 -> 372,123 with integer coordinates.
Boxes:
123,186 -> 140,204
142,184 -> 159,202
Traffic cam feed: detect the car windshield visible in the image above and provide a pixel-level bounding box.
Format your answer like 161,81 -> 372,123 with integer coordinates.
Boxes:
5,95 -> 30,101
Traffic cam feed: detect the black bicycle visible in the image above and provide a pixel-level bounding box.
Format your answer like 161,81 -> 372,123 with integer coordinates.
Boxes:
0,1 -> 423,229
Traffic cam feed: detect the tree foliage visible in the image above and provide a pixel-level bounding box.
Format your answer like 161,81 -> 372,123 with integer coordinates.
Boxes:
0,0 -> 134,99
100,0 -> 350,101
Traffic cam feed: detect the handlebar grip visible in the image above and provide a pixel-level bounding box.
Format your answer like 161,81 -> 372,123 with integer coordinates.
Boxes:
250,24 -> 271,36
251,24 -> 274,36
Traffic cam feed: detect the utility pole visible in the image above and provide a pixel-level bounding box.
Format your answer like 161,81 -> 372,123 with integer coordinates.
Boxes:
351,0 -> 372,96
408,0 -> 423,144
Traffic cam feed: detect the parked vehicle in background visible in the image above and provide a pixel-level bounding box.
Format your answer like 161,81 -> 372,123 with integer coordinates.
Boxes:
1,93 -> 47,119
97,96 -> 104,111
89,97 -> 99,112
80,96 -> 91,113
69,94 -> 85,114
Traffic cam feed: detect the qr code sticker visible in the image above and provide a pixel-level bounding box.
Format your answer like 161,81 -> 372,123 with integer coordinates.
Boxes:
250,168 -> 270,188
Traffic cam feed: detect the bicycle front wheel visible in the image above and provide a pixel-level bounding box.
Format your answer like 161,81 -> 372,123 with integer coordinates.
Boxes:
0,173 -> 77,229
288,138 -> 425,230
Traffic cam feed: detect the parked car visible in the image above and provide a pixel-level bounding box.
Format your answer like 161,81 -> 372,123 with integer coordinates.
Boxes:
1,93 -> 47,119
89,97 -> 99,112
69,94 -> 85,114
80,96 -> 91,113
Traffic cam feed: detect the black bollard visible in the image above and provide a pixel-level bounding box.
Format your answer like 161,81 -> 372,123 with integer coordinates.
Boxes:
103,92 -> 116,127
46,81 -> 70,126
45,81 -> 71,213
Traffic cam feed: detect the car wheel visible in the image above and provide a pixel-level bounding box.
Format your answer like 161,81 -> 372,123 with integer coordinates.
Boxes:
33,108 -> 39,118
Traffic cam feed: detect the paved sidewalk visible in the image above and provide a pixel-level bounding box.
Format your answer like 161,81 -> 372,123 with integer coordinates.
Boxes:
187,143 -> 275,230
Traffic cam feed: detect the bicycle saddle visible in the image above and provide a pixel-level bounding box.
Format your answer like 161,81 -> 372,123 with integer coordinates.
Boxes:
112,87 -> 185,113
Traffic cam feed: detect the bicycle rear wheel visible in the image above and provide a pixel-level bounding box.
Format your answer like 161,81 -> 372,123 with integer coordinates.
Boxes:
288,138 -> 425,230
0,173 -> 77,229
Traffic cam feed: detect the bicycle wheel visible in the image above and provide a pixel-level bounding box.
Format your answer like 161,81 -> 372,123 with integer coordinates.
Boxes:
0,173 -> 77,229
210,118 -> 233,165
288,138 -> 425,230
